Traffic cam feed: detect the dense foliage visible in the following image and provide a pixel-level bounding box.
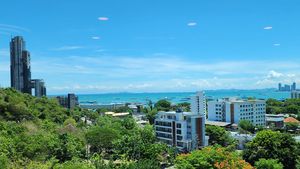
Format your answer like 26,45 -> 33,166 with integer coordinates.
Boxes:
254,158 -> 283,169
266,98 -> 300,115
0,88 -> 174,168
243,130 -> 299,169
205,125 -> 236,147
175,146 -> 253,169
238,120 -> 255,134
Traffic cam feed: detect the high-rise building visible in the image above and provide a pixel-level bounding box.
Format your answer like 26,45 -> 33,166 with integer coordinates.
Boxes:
292,82 -> 296,91
68,93 -> 78,109
190,91 -> 206,116
31,79 -> 46,97
278,83 -> 282,91
56,93 -> 79,109
10,36 -> 47,97
154,91 -> 207,152
278,82 -> 296,91
291,91 -> 300,99
10,36 -> 31,94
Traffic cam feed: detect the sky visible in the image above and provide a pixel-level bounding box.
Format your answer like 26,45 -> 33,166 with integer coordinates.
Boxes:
0,0 -> 300,94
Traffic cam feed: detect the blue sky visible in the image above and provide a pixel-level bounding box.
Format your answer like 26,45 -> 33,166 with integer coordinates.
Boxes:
0,0 -> 300,94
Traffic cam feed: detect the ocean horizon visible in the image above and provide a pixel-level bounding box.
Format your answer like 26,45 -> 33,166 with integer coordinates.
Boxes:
73,88 -> 291,105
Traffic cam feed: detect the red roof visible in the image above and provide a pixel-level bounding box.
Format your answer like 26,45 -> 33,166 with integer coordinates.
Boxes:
284,117 -> 300,123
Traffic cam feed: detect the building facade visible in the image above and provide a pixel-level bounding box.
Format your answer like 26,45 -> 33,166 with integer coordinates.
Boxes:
10,36 -> 31,94
278,82 -> 297,91
56,93 -> 79,109
291,91 -> 300,99
190,91 -> 206,116
154,91 -> 206,152
10,36 -> 46,97
155,110 -> 206,152
265,114 -> 284,128
208,98 -> 266,126
31,79 -> 46,97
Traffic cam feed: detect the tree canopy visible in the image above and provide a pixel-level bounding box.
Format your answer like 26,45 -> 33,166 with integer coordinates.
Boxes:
243,130 -> 299,169
175,146 -> 253,169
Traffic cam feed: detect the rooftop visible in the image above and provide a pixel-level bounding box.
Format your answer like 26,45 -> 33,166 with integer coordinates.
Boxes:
284,117 -> 300,123
205,120 -> 232,127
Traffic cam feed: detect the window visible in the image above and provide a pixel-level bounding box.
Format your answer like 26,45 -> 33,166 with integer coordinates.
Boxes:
177,135 -> 183,140
176,123 -> 181,128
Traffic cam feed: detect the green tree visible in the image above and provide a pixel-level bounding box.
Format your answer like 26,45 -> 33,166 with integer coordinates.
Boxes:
254,158 -> 283,169
283,105 -> 300,114
64,117 -> 77,126
285,122 -> 299,131
86,126 -> 120,153
143,108 -> 158,125
238,120 -> 255,133
243,130 -> 299,169
175,146 -> 253,169
154,100 -> 171,111
205,125 -> 235,147
0,154 -> 9,169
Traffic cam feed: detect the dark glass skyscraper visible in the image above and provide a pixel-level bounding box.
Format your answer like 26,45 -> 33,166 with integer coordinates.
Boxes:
10,36 -> 32,94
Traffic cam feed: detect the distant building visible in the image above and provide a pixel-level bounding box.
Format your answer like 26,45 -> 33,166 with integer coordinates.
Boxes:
56,93 -> 79,109
190,91 -> 207,116
31,79 -> 46,97
292,82 -> 297,91
278,82 -> 297,91
230,132 -> 255,150
266,114 -> 284,128
68,93 -> 77,109
10,36 -> 31,94
104,111 -> 130,118
154,91 -> 207,152
291,91 -> 300,99
278,83 -> 282,91
10,36 -> 47,97
79,103 -> 125,110
208,98 -> 266,126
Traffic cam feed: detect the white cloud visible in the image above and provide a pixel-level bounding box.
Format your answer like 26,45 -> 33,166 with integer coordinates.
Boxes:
187,22 -> 197,26
98,17 -> 109,21
92,36 -> 100,40
0,24 -> 30,34
51,46 -> 84,51
264,26 -> 273,30
273,43 -> 280,46
267,70 -> 283,79
256,70 -> 299,88
22,52 -> 300,93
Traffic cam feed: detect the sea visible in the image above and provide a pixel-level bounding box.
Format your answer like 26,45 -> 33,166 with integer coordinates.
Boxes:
77,89 -> 291,105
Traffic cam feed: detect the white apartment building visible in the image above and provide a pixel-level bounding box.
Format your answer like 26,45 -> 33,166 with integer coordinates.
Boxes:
154,91 -> 207,152
208,98 -> 266,126
291,91 -> 300,99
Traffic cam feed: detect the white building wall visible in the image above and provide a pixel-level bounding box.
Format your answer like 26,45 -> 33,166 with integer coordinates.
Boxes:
208,99 -> 266,126
191,91 -> 206,116
208,101 -> 217,121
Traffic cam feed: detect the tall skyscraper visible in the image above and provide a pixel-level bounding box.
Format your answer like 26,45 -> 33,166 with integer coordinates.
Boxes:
31,79 -> 46,97
278,83 -> 282,91
292,82 -> 296,91
10,36 -> 31,94
10,36 -> 47,97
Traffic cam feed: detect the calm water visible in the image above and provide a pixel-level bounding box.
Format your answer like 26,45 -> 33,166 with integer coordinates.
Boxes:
77,89 -> 291,105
